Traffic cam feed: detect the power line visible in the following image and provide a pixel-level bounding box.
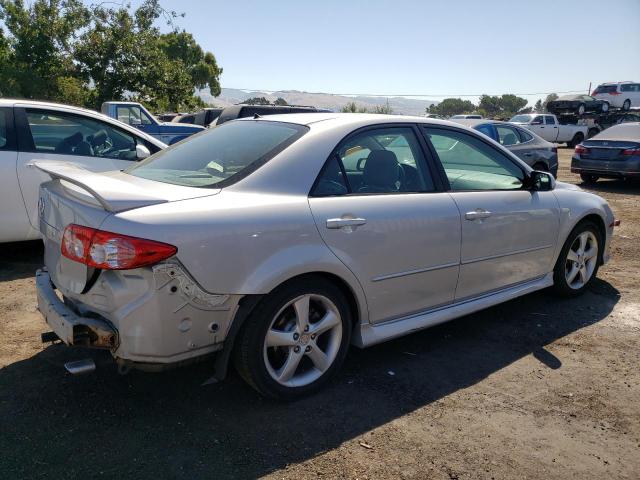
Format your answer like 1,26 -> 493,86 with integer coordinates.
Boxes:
230,88 -> 588,98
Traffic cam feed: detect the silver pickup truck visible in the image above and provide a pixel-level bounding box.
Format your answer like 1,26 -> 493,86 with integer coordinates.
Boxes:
510,113 -> 591,147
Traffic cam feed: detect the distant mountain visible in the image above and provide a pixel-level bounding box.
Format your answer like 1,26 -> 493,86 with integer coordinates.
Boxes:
197,88 -> 439,116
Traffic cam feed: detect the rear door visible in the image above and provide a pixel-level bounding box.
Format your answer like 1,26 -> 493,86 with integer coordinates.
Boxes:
527,115 -> 550,141
421,126 -> 560,301
0,107 -> 34,242
308,125 -> 461,323
15,106 -> 151,229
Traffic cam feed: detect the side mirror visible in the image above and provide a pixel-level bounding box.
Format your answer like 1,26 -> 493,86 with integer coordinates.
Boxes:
529,170 -> 555,191
136,144 -> 151,160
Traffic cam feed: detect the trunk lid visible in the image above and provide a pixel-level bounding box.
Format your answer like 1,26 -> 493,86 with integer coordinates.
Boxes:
581,140 -> 639,161
35,161 -> 219,294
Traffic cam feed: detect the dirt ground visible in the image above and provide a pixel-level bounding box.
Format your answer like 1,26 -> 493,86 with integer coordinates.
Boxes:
1,148 -> 638,480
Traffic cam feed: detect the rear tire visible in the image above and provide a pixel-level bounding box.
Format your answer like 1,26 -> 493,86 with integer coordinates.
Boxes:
568,132 -> 584,148
622,99 -> 631,111
233,277 -> 352,400
580,173 -> 599,185
552,221 -> 601,297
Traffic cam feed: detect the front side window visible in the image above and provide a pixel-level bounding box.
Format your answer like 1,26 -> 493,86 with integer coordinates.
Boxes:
25,109 -> 146,160
495,125 -> 521,146
314,127 -> 434,195
116,106 -> 152,126
532,115 -> 544,124
423,128 -> 524,191
128,120 -> 307,188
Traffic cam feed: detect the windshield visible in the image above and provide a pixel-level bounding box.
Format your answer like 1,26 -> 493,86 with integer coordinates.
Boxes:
509,115 -> 532,123
127,120 -> 308,188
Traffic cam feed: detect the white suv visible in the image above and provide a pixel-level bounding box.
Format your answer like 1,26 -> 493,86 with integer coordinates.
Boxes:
592,82 -> 640,111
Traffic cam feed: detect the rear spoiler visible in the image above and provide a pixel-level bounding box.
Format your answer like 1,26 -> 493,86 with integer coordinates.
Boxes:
31,161 -> 168,213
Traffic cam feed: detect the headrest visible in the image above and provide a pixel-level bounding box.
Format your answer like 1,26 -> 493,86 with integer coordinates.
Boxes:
363,150 -> 399,188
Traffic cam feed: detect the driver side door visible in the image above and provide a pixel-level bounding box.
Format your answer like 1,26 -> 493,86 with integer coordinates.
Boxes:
15,106 -> 143,229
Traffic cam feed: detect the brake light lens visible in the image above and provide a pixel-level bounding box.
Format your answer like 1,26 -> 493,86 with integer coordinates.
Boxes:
622,147 -> 640,156
574,144 -> 589,155
61,224 -> 177,270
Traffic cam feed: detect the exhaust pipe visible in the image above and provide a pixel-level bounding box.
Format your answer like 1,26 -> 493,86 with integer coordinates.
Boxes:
64,359 -> 96,375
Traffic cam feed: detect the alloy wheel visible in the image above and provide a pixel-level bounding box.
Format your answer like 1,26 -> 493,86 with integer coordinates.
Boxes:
565,231 -> 598,290
263,294 -> 343,387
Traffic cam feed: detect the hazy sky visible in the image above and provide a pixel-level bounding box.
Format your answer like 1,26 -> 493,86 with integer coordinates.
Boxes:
121,0 -> 640,105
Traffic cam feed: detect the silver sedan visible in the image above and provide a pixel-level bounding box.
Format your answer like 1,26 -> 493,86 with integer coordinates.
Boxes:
34,113 -> 616,399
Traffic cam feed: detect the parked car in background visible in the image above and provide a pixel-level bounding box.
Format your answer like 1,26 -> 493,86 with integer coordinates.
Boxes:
592,82 -> 640,111
510,113 -> 590,147
101,101 -> 204,144
213,104 -> 332,126
547,94 -> 609,116
34,113 -> 615,399
571,122 -> 640,184
0,99 -> 166,243
423,113 -> 445,120
450,119 -> 558,176
174,108 -> 223,127
156,112 -> 182,122
450,114 -> 483,119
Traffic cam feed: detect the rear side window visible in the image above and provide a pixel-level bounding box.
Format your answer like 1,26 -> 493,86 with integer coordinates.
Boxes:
312,127 -> 435,196
518,128 -> 534,142
545,116 -> 555,125
475,124 -> 496,140
620,84 -> 640,92
495,125 -> 521,146
594,85 -> 618,94
128,120 -> 307,188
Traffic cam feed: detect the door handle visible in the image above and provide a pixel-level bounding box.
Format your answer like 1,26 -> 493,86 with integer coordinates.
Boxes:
326,218 -> 367,229
465,209 -> 492,221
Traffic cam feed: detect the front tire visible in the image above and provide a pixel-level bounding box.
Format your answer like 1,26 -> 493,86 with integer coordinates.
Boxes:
233,277 -> 352,400
552,221 -> 601,297
622,99 -> 631,111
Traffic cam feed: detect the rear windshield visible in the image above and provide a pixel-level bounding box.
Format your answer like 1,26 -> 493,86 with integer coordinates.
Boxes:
593,85 -> 618,94
126,120 -> 308,188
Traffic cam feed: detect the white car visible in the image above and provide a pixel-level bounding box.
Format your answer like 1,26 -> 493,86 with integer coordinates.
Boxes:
0,99 -> 166,243
592,82 -> 640,111
34,113 -> 616,399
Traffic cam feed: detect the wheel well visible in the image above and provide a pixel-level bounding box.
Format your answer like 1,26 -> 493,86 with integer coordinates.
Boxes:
270,272 -> 361,331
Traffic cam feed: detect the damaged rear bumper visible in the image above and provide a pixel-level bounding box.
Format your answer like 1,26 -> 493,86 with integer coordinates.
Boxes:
36,269 -> 118,349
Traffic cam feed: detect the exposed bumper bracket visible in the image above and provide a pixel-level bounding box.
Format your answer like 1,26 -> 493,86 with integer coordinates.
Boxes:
36,269 -> 119,349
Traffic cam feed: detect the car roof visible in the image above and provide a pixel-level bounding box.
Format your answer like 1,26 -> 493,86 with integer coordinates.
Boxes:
236,112 -> 458,129
449,118 -> 520,128
0,98 -> 166,148
591,122 -> 640,141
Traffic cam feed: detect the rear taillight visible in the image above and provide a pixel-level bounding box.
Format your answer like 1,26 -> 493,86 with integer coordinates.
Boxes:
574,144 -> 589,155
61,224 -> 177,270
622,147 -> 640,156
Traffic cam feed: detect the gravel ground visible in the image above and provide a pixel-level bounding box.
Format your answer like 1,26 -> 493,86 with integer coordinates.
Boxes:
0,148 -> 638,479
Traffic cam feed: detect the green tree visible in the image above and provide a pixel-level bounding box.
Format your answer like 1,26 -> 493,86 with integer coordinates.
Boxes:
242,97 -> 271,105
341,101 -> 368,113
0,0 -> 223,111
0,0 -> 91,101
534,99 -> 543,112
373,100 -> 393,114
274,97 -> 288,106
542,93 -> 558,112
428,98 -> 476,117
478,94 -> 527,119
